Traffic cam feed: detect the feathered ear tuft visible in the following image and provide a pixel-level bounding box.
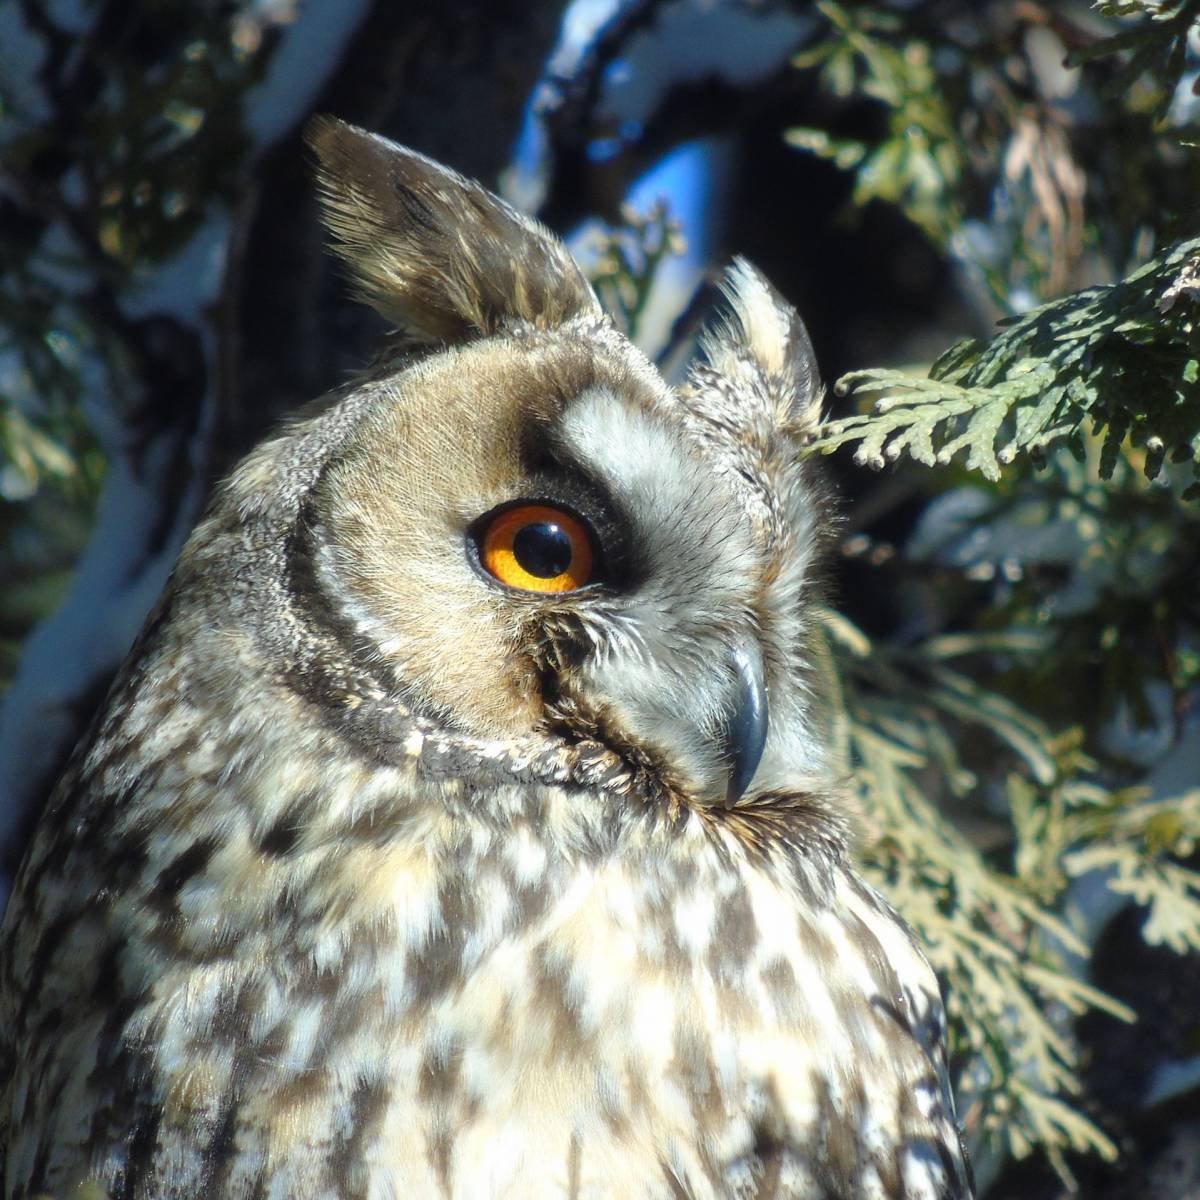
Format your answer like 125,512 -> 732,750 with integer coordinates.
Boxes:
696,258 -> 824,438
306,116 -> 601,344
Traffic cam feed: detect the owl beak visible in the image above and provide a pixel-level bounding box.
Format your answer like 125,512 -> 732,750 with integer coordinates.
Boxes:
723,643 -> 768,805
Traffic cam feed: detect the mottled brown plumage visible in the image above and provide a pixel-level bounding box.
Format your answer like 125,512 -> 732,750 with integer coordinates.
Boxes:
0,118 -> 972,1199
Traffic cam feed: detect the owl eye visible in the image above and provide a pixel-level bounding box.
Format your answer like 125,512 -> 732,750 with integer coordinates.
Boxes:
478,503 -> 595,594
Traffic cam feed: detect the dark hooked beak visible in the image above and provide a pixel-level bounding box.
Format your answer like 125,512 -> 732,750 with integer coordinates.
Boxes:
723,643 -> 768,805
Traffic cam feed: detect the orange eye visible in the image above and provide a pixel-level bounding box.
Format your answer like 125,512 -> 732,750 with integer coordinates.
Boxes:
479,503 -> 595,593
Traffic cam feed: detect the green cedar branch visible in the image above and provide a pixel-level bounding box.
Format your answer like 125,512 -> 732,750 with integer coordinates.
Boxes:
808,238 -> 1200,497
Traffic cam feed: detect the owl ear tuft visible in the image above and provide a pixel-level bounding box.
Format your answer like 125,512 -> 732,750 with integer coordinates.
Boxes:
306,116 -> 601,343
698,258 -> 824,437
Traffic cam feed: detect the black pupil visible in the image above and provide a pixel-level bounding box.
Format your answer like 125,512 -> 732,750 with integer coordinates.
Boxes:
512,521 -> 574,578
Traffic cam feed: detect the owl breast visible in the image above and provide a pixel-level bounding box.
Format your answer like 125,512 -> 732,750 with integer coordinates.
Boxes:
108,769 -> 956,1200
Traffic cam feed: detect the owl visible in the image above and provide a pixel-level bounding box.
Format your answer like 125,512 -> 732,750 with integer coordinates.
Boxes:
0,117 -> 972,1200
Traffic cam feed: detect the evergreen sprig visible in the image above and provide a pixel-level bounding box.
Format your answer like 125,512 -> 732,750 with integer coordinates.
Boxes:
588,202 -> 686,338
787,1 -> 963,246
809,238 -> 1200,498
1069,0 -> 1200,126
823,608 -> 1200,1182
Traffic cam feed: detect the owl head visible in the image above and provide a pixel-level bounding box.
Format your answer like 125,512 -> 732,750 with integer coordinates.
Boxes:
198,118 -> 832,813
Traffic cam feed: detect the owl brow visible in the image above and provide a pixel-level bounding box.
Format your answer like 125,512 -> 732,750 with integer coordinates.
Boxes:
510,451 -> 635,587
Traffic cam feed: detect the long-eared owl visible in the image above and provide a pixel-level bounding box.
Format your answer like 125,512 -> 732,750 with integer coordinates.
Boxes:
0,117 -> 972,1200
